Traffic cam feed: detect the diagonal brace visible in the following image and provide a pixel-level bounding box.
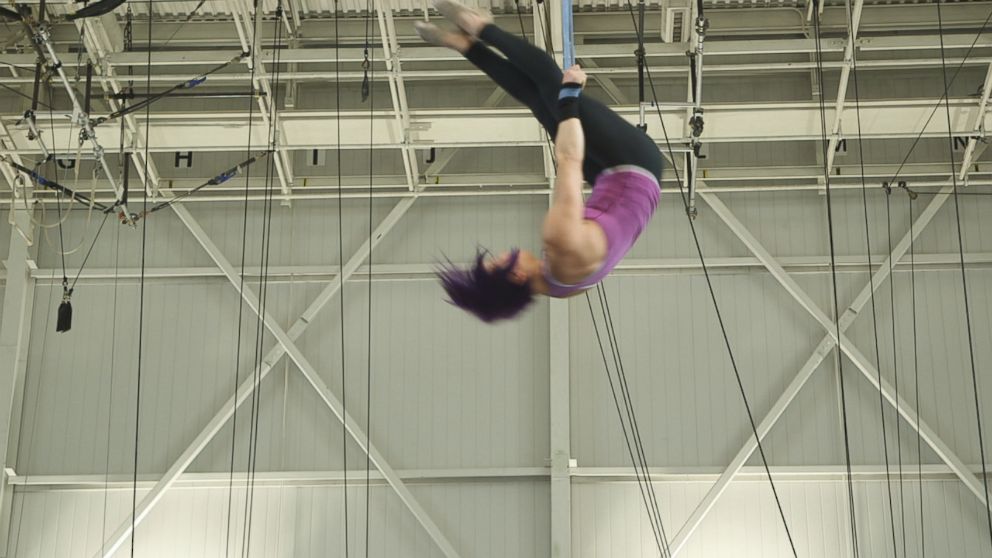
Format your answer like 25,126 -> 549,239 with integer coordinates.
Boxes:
92,197 -> 435,557
668,185 -> 979,556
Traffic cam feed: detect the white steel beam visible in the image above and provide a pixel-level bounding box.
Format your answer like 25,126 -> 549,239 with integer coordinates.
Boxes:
27,250 -> 992,283
6,33 -> 980,69
668,185 -> 984,556
825,0 -> 866,170
376,2 -> 420,191
6,101 -> 986,154
16,463 -> 992,490
421,88 -> 508,183
93,197 -> 424,558
0,202 -> 35,555
550,296 -> 571,558
957,60 -> 992,181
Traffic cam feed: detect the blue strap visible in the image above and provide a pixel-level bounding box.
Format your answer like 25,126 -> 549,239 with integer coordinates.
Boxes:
558,85 -> 582,101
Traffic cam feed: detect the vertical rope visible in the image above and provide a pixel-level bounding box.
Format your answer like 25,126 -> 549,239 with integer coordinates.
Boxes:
226,0 -> 263,554
906,196 -> 926,558
884,188 -> 909,558
334,2 -> 350,555
363,2 -> 375,555
840,0 -> 900,552
242,3 -> 283,553
130,1 -> 154,553
811,3 -> 860,555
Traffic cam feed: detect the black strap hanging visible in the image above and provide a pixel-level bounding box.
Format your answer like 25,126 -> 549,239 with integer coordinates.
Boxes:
56,279 -> 73,333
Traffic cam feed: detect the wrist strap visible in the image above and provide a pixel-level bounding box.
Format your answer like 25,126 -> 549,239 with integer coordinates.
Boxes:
558,83 -> 583,121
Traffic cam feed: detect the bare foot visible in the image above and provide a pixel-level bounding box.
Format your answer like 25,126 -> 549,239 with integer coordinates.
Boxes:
414,21 -> 473,53
433,0 -> 492,37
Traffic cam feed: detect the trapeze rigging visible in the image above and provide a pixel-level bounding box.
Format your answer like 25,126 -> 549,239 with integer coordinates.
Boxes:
0,1 -> 268,334
4,2 -> 257,226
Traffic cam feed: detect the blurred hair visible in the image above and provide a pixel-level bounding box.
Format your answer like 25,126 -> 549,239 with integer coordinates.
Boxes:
435,248 -> 535,323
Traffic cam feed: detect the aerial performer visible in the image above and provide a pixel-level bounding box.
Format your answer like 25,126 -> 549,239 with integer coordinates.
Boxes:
420,0 -> 663,322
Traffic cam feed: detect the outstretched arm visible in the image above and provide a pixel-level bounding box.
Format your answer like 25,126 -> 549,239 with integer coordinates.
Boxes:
543,66 -> 587,253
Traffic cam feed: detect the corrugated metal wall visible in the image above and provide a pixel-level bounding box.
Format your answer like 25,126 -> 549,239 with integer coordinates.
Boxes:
6,182 -> 992,556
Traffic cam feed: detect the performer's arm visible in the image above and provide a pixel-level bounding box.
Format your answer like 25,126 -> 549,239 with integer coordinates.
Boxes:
543,66 -> 587,253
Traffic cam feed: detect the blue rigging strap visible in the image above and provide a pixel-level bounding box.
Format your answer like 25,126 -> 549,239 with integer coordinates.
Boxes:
562,0 -> 575,68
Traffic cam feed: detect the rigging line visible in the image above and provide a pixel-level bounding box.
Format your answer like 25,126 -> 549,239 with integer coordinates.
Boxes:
841,1 -> 900,553
584,291 -> 668,558
100,215 -> 121,557
596,284 -> 670,556
159,0 -> 209,49
884,7 -> 992,189
44,83 -> 67,288
935,0 -> 992,547
243,4 -> 285,554
334,2 -> 350,555
623,0 -> 800,553
91,54 -> 248,128
130,1 -> 155,555
364,1 -> 374,555
906,195 -> 926,558
0,159 -> 112,213
0,80 -> 52,109
138,151 -> 272,218
67,211 -> 111,291
884,188 -> 909,558
225,0 -> 264,553
812,4 -> 861,556
597,281 -> 669,548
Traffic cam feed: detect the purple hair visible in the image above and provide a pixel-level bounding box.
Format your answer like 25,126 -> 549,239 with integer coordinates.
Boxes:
436,248 -> 536,323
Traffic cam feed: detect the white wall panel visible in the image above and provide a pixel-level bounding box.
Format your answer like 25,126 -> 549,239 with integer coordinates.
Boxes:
373,195 -> 547,264
570,273 -> 826,468
17,278 -> 272,476
33,210 -> 216,271
572,479 -> 992,558
845,269 -> 992,467
7,480 -> 549,558
288,280 -> 551,471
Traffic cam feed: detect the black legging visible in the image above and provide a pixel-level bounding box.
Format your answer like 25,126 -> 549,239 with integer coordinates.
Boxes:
465,24 -> 663,184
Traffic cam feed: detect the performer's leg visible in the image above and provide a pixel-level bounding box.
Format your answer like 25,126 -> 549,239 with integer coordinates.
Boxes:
577,96 -> 663,181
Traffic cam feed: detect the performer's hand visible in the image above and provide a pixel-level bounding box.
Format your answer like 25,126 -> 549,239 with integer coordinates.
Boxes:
562,65 -> 587,88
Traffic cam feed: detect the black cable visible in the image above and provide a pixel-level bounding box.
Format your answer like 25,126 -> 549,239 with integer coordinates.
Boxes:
334,2 -> 350,555
93,55 -> 247,128
160,0 -> 209,49
130,1 -> 154,554
906,196 -> 926,558
45,84 -> 68,296
242,4 -> 284,554
623,1 -> 800,553
811,4 -> 860,556
225,0 -> 264,553
583,292 -> 668,558
67,212 -> 110,291
100,216 -> 121,558
884,188 -> 909,558
596,284 -> 670,557
0,81 -> 52,109
842,0 -> 900,553
935,0 -> 992,547
364,1 -> 375,555
139,151 -> 271,218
